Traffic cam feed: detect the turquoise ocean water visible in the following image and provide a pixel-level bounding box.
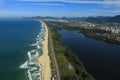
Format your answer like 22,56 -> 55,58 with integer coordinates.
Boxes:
0,19 -> 45,80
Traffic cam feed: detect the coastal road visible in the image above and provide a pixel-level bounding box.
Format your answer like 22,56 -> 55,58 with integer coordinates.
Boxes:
48,26 -> 61,80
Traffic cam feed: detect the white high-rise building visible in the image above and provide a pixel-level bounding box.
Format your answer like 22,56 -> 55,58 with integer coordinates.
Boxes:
111,27 -> 119,34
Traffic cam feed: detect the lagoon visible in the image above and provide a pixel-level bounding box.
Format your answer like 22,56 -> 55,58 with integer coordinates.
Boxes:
59,29 -> 120,80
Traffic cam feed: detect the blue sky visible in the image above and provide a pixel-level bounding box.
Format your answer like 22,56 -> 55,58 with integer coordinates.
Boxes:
0,0 -> 120,18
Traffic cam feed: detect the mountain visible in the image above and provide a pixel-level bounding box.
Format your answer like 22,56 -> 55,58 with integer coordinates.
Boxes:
23,15 -> 120,23
86,15 -> 120,23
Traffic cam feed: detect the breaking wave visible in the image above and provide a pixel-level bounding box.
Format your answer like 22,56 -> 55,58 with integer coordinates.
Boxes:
20,21 -> 45,80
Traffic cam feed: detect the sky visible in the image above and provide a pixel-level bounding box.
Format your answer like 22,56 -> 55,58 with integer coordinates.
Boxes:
0,0 -> 120,18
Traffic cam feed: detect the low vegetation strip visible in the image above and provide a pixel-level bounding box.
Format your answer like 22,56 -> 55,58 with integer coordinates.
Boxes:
47,23 -> 94,80
48,25 -> 60,80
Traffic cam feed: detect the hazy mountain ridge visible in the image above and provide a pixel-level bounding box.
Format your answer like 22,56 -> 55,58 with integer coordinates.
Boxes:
24,15 -> 120,23
86,15 -> 120,23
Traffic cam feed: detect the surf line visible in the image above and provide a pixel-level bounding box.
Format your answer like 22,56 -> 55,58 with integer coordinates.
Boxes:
20,20 -> 46,80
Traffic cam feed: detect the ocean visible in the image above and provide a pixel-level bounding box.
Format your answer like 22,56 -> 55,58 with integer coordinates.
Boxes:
0,19 -> 45,80
59,30 -> 120,80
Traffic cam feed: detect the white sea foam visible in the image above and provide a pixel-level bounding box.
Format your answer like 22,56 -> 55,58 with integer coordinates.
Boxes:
20,61 -> 29,69
31,50 -> 36,53
32,73 -> 40,78
37,35 -> 40,38
29,43 -> 37,46
32,51 -> 39,58
20,21 -> 46,80
37,45 -> 40,49
29,67 -> 38,72
28,70 -> 33,80
27,51 -> 32,61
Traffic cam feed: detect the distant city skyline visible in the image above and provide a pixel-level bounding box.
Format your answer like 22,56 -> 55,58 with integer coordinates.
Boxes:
0,0 -> 120,18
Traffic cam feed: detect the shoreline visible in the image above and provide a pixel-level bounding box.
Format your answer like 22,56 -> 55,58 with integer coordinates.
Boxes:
37,21 -> 52,80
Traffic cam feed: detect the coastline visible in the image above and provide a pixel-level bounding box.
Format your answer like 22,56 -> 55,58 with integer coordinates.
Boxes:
37,21 -> 52,80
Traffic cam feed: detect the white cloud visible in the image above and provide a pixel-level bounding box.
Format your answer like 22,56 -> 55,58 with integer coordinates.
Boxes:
18,0 -> 120,4
92,9 -> 120,13
36,3 -> 66,6
0,0 -> 120,5
64,0 -> 120,5
19,0 -> 63,2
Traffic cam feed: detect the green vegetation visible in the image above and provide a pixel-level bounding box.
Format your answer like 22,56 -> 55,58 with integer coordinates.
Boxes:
63,24 -> 120,45
47,24 -> 94,80
48,33 -> 54,76
48,21 -> 120,45
77,28 -> 120,45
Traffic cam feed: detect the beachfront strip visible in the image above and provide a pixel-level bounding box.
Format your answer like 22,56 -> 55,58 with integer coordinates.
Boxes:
38,21 -> 52,80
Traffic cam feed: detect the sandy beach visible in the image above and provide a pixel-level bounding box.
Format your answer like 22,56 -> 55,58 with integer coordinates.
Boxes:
37,21 -> 52,80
